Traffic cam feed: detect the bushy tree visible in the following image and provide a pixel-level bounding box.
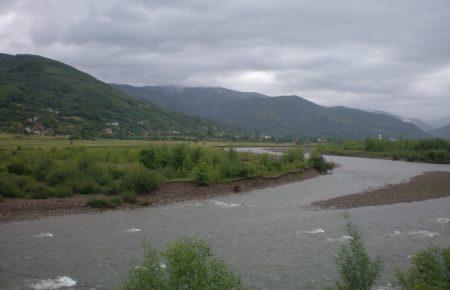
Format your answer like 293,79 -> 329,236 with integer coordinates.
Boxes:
194,162 -> 210,186
396,246 -> 450,290
140,147 -> 158,169
121,238 -> 245,290
334,215 -> 383,290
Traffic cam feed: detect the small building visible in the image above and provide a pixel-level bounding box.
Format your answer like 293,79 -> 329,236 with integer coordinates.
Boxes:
102,128 -> 113,135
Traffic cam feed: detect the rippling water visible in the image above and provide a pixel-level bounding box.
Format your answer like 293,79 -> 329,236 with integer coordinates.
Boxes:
1,153 -> 449,289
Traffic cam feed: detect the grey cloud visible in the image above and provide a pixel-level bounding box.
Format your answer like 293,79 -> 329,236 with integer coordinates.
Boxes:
0,0 -> 449,121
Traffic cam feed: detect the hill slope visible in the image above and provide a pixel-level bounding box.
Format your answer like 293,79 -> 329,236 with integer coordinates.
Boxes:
114,85 -> 431,139
430,124 -> 450,139
0,54 -> 239,138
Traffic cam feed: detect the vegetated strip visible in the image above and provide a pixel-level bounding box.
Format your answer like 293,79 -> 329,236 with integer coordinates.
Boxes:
0,168 -> 319,222
312,171 -> 450,209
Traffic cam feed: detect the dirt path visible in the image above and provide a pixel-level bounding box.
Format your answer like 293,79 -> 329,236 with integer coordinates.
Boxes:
0,168 -> 319,223
312,171 -> 450,209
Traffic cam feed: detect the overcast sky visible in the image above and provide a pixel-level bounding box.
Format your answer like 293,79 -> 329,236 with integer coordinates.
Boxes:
1,0 -> 449,121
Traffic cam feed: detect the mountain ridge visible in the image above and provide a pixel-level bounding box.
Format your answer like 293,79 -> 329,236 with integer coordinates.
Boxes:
0,54 -> 241,138
114,84 -> 431,140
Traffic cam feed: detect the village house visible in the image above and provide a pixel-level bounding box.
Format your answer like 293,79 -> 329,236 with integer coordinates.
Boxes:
102,128 -> 113,135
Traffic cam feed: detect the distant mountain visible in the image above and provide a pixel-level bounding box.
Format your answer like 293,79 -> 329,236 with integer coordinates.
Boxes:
114,85 -> 432,140
430,124 -> 450,139
430,116 -> 450,129
365,109 -> 404,120
0,54 -> 240,138
365,110 -> 433,132
407,118 -> 433,132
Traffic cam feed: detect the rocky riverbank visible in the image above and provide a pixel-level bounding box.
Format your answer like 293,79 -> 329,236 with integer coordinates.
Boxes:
312,171 -> 450,209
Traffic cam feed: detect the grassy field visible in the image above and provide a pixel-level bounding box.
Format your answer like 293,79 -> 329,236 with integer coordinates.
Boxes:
0,133 -> 303,149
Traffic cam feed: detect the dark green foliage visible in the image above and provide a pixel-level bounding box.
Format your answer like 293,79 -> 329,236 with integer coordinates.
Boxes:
396,246 -> 450,290
120,167 -> 165,195
140,147 -> 157,169
53,185 -> 74,198
86,198 -> 114,208
72,179 -> 102,195
119,191 -> 138,203
282,147 -> 305,163
308,152 -> 334,173
31,156 -> 53,181
0,175 -> 20,197
26,183 -> 54,199
334,215 -> 383,290
120,238 -> 245,290
194,162 -> 210,186
7,158 -> 30,175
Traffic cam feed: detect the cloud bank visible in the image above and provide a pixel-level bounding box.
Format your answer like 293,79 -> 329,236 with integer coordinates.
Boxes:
1,0 -> 449,120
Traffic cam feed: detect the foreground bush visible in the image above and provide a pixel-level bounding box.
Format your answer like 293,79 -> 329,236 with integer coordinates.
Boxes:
396,246 -> 450,290
121,238 -> 245,290
334,215 -> 383,290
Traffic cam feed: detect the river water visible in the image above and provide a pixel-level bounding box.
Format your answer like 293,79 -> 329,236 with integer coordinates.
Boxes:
1,152 -> 450,289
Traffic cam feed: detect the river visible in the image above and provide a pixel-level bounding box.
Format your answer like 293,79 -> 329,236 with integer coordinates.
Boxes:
1,152 -> 449,289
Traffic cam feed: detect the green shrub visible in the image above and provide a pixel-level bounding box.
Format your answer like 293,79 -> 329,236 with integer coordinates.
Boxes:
72,179 -> 102,195
46,164 -> 79,186
110,196 -> 124,206
396,246 -> 450,290
26,183 -> 55,199
31,156 -> 53,181
120,166 -> 165,195
282,147 -> 305,163
194,162 -> 210,186
7,159 -> 30,175
86,198 -> 114,208
103,180 -> 121,195
53,185 -> 74,198
120,238 -> 245,290
140,147 -> 158,169
108,165 -> 125,179
220,160 -> 252,179
0,175 -> 20,198
119,191 -> 138,203
308,152 -> 334,173
334,215 -> 383,290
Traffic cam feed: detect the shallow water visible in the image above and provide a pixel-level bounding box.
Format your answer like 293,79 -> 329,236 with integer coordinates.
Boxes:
1,154 -> 449,289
